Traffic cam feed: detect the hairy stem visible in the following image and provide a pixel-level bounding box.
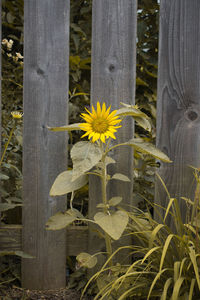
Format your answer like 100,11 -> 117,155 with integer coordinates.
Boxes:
101,143 -> 113,265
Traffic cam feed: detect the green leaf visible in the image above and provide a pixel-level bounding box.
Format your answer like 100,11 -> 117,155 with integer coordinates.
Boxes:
108,196 -> 123,206
46,211 -> 76,230
50,170 -> 88,196
0,250 -> 34,258
111,173 -> 130,182
76,252 -> 97,269
71,141 -> 102,181
105,156 -> 116,165
14,251 -> 34,258
94,210 -> 128,240
96,203 -> 107,209
134,116 -> 151,131
136,77 -> 149,86
125,138 -> 172,163
0,173 -> 9,180
47,123 -> 81,132
0,203 -> 22,212
116,106 -> 148,119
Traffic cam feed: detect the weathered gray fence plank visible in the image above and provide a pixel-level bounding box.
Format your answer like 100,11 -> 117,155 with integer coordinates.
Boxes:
22,0 -> 69,289
155,0 -> 200,228
0,226 -> 88,256
89,0 -> 137,256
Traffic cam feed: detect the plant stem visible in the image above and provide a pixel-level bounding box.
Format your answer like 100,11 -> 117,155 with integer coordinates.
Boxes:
0,126 -> 15,167
101,144 -> 113,265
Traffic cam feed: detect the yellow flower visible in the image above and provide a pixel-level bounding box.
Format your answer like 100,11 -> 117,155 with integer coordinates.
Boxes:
11,111 -> 23,119
80,102 -> 121,143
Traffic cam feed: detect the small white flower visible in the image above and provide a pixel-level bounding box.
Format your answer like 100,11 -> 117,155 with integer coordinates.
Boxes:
2,38 -> 8,45
7,39 -> 14,50
16,52 -> 23,59
8,39 -> 13,45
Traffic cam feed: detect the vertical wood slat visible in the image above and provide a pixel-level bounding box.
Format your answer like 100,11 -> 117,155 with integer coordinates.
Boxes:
89,0 -> 137,255
155,0 -> 200,228
22,0 -> 69,289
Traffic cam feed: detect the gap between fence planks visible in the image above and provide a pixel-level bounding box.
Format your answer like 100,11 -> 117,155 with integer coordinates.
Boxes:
22,0 -> 69,290
155,0 -> 200,228
88,0 -> 137,262
0,0 -> 2,205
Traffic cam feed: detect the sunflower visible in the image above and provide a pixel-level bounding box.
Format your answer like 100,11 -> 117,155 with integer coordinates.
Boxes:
80,102 -> 121,143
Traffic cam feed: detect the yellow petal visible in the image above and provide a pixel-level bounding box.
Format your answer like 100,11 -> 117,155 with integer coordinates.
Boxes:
81,113 -> 93,122
106,131 -> 116,139
107,110 -> 117,120
89,132 -> 95,139
97,102 -> 101,116
100,134 -> 106,143
92,132 -> 100,142
104,106 -> 111,118
101,103 -> 106,115
109,119 -> 122,125
81,131 -> 90,138
91,105 -> 97,118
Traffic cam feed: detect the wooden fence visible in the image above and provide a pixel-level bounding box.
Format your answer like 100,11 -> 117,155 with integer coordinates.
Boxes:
0,0 -> 200,291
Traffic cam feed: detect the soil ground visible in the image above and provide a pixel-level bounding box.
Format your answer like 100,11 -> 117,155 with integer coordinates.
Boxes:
0,286 -> 93,300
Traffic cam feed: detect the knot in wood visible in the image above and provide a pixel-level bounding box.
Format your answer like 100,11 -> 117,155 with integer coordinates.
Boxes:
108,64 -> 115,72
185,109 -> 199,121
36,67 -> 45,76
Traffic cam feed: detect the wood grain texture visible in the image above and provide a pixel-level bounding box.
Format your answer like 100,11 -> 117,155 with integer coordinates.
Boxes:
0,226 -> 88,256
89,0 -> 137,256
22,0 -> 69,289
155,0 -> 200,228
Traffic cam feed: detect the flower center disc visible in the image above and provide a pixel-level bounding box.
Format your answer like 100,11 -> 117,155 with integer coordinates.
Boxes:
92,118 -> 109,133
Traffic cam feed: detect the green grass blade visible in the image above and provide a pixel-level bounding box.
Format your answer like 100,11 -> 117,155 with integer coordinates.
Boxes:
147,268 -> 170,300
174,261 -> 181,283
155,172 -> 171,200
164,198 -> 175,222
159,234 -> 175,272
118,284 -> 147,300
149,224 -> 165,249
141,246 -> 161,264
188,278 -> 196,300
171,277 -> 185,300
189,246 -> 200,291
179,257 -> 188,276
173,198 -> 184,235
160,277 -> 173,300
